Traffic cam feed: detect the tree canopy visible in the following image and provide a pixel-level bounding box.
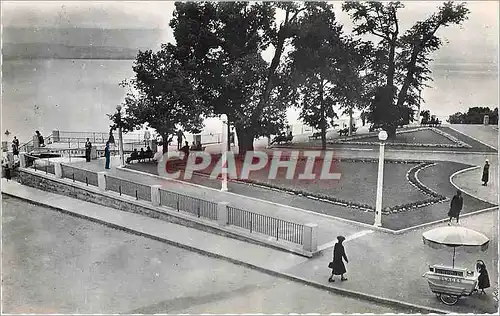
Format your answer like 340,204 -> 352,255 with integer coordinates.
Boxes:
114,1 -> 473,150
343,1 -> 470,136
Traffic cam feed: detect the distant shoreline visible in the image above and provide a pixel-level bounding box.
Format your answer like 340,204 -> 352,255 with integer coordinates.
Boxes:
3,57 -> 136,61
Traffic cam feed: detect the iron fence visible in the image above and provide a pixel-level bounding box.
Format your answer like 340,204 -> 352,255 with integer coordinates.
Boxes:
227,206 -> 304,245
61,164 -> 98,186
159,189 -> 218,220
25,154 -> 55,175
24,154 -> 37,168
105,175 -> 152,201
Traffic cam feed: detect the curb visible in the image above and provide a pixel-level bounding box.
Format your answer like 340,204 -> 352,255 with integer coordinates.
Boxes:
270,145 -> 496,155
449,165 -> 498,205
2,191 -> 449,315
392,206 -> 499,234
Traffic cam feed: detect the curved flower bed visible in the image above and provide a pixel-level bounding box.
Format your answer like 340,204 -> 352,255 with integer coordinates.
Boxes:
385,162 -> 448,214
194,158 -> 447,214
329,127 -> 472,149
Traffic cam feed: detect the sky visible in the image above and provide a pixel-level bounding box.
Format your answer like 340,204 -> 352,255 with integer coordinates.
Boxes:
2,1 -> 499,64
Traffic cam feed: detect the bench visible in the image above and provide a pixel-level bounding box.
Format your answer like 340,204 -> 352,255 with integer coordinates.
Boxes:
421,118 -> 441,127
338,127 -> 357,137
271,134 -> 293,145
126,152 -> 154,164
308,132 -> 321,141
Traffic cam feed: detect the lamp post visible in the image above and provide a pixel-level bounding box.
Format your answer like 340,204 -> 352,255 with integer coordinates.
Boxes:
220,114 -> 228,192
116,105 -> 125,167
374,130 -> 388,227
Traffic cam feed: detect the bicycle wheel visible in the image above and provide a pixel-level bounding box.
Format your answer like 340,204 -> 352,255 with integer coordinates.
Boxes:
440,294 -> 459,305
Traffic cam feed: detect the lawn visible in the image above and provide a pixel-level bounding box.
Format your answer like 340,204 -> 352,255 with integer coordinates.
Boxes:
152,155 -> 430,210
126,160 -> 496,231
344,129 -> 456,145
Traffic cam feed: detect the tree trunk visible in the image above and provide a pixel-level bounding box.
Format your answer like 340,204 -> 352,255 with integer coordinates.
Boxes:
396,49 -> 420,109
386,39 -> 397,88
236,127 -> 255,156
162,133 -> 169,154
252,24 -> 288,124
227,121 -> 231,151
319,83 -> 327,150
348,106 -> 353,136
386,125 -> 397,139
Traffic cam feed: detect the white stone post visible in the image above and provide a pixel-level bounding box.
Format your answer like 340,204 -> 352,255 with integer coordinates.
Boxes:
97,172 -> 107,191
33,135 -> 40,148
217,202 -> 229,226
91,146 -> 97,160
374,131 -> 387,227
19,153 -> 26,168
54,163 -> 63,178
151,185 -> 161,206
303,223 -> 318,252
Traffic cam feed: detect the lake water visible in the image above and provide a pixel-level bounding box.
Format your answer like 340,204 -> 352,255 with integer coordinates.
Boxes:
2,58 -> 498,143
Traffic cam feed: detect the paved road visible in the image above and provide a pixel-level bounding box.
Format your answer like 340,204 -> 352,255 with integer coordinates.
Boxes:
2,195 -> 411,314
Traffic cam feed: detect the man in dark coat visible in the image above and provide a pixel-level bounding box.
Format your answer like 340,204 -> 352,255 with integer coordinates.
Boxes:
448,190 -> 463,225
104,141 -> 111,169
85,138 -> 92,162
482,160 -> 489,186
328,235 -> 348,282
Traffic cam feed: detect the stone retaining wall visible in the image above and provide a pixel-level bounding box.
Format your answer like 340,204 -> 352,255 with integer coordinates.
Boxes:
17,169 -> 315,257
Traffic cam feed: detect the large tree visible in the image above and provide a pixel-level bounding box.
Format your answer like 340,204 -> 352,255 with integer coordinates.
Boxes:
117,44 -> 205,153
343,1 -> 469,136
286,2 -> 372,148
286,3 -> 343,149
170,1 -> 306,154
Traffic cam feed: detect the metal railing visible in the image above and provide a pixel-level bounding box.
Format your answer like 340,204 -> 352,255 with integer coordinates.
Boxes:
159,189 -> 218,220
227,205 -> 304,245
105,175 -> 152,201
60,164 -> 98,186
25,154 -> 55,175
20,158 -> 307,247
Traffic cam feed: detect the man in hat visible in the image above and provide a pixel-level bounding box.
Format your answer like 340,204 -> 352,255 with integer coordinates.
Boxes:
482,159 -> 490,186
328,235 -> 348,282
85,138 -> 92,162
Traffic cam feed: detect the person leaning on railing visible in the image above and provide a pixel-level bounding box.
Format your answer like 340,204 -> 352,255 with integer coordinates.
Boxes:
35,131 -> 45,147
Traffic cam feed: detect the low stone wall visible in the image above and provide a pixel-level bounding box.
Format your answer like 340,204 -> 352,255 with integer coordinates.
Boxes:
17,168 -> 315,257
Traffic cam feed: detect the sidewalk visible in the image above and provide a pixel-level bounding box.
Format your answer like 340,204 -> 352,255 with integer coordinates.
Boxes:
2,179 -> 497,313
447,124 -> 498,150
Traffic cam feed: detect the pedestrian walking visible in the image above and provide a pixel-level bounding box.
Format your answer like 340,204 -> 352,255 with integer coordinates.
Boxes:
448,190 -> 463,225
85,138 -> 92,162
177,130 -> 184,151
104,141 -> 111,169
144,127 -> 151,147
482,160 -> 489,186
328,235 -> 348,282
476,260 -> 490,294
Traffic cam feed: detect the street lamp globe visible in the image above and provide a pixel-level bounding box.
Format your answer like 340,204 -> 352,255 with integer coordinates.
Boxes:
378,130 -> 388,141
220,114 -> 228,123
116,104 -> 122,112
